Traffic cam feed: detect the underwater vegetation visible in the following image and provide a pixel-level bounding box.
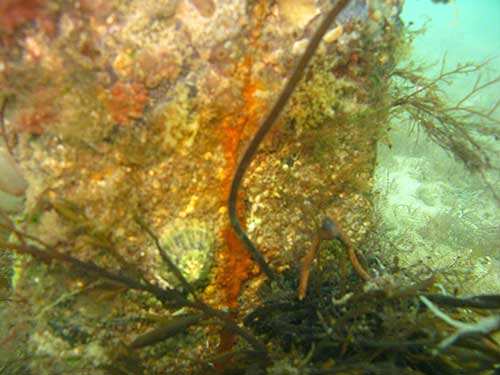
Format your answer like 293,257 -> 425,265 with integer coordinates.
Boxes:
0,0 -> 499,374
388,57 -> 500,202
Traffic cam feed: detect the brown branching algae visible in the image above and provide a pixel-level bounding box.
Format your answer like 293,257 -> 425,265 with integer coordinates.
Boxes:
0,0 -> 499,374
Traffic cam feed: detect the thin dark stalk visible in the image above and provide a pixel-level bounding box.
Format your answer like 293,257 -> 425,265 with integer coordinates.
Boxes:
487,97 -> 500,117
228,0 -> 351,280
135,216 -> 197,299
0,217 -> 49,249
423,293 -> 500,309
0,218 -> 268,356
0,241 -> 193,307
478,168 -> 500,204
455,74 -> 500,108
194,301 -> 269,356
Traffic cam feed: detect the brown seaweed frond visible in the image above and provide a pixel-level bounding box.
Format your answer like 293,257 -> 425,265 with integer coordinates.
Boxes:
391,58 -> 499,169
0,208 -> 268,361
245,262 -> 500,375
390,57 -> 500,202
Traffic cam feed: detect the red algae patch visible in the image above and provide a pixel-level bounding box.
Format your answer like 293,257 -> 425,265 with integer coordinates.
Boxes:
0,0 -> 46,33
105,81 -> 149,125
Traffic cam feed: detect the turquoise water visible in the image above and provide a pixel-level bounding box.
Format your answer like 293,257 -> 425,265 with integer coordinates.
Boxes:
374,0 -> 500,294
403,0 -> 500,62
402,0 -> 500,100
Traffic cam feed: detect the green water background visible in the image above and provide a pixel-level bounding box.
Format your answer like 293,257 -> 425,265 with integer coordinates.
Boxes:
402,0 -> 499,102
374,0 -> 500,294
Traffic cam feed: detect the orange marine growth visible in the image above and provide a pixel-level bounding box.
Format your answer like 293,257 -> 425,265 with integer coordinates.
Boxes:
216,55 -> 265,309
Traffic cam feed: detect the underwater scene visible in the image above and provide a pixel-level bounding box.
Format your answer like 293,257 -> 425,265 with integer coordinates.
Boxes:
0,0 -> 499,374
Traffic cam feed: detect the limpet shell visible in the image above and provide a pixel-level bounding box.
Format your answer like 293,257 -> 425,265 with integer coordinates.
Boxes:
158,220 -> 215,289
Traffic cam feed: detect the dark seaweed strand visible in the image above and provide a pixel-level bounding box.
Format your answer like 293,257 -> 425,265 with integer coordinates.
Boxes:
423,293 -> 500,309
1,241 -> 268,354
228,0 -> 352,280
135,216 -> 198,299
